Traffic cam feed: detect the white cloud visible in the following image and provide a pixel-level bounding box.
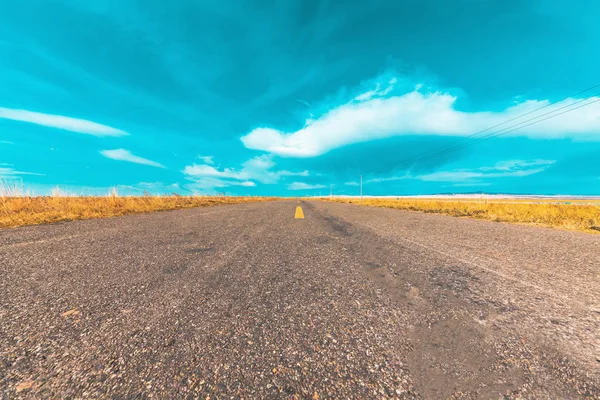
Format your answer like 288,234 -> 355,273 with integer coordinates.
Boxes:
135,181 -> 179,189
241,76 -> 600,158
197,155 -> 214,164
183,164 -> 244,180
452,182 -> 493,187
185,177 -> 231,189
115,180 -> 252,195
0,167 -> 44,178
100,149 -> 165,168
345,181 -> 359,186
363,159 -> 555,185
353,77 -> 397,102
287,182 -> 326,190
185,177 -> 256,191
134,181 -> 180,190
114,181 -> 182,194
418,159 -> 554,182
366,174 -> 411,184
0,107 -> 127,137
182,155 -> 308,189
478,159 -> 554,172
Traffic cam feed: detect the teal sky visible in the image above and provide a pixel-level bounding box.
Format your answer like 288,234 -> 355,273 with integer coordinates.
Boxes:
1,0 -> 600,196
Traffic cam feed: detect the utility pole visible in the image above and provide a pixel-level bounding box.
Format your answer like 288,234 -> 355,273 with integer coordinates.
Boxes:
360,175 -> 363,199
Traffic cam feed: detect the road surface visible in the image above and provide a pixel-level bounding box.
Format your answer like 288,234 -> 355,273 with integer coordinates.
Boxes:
1,200 -> 599,398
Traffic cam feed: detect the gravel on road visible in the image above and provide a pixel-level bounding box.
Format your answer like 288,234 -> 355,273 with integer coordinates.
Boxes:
1,200 -> 599,398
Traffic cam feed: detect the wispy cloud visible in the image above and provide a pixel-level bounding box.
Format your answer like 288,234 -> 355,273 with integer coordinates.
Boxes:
182,155 -> 308,189
287,182 -> 326,190
241,74 -> 600,157
183,164 -> 246,180
100,149 -> 165,168
0,107 -> 127,137
451,182 -> 493,187
197,155 -> 214,164
185,177 -> 256,191
136,181 -> 180,190
353,77 -> 397,101
0,167 -> 44,177
366,174 -> 411,184
418,159 -> 554,182
115,181 -> 182,194
477,159 -> 555,172
363,159 -> 554,185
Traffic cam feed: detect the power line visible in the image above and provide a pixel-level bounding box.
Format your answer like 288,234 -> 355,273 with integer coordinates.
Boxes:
411,83 -> 600,162
360,90 -> 599,189
415,96 -> 600,166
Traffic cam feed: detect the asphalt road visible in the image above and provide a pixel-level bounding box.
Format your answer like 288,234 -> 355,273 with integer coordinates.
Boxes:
1,200 -> 599,398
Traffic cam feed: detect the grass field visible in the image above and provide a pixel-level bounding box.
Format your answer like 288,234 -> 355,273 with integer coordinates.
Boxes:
0,191 -> 276,229
323,197 -> 600,233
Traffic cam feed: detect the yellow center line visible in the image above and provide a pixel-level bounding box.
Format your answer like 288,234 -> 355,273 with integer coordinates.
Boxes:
294,205 -> 304,219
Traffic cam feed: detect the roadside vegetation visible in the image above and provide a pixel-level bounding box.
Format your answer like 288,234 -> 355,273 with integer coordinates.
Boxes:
323,197 -> 600,233
0,181 -> 276,229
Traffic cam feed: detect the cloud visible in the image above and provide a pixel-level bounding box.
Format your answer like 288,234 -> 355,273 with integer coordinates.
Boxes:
451,182 -> 493,187
112,181 -> 181,194
185,177 -> 256,191
182,155 -> 308,189
366,176 -> 410,183
241,75 -> 600,157
183,164 -> 245,180
418,159 -> 554,182
353,77 -> 397,101
197,155 -> 214,164
0,107 -> 127,137
287,182 -> 326,190
362,159 -> 555,185
134,181 -> 180,190
477,159 -> 555,172
0,167 -> 44,177
345,181 -> 359,186
100,149 -> 165,168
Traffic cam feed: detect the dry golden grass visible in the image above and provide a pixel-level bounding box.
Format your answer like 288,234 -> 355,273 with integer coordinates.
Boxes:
324,197 -> 600,233
0,194 -> 277,229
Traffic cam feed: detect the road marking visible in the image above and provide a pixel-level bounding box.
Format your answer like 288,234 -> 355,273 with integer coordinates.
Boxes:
295,206 -> 304,219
